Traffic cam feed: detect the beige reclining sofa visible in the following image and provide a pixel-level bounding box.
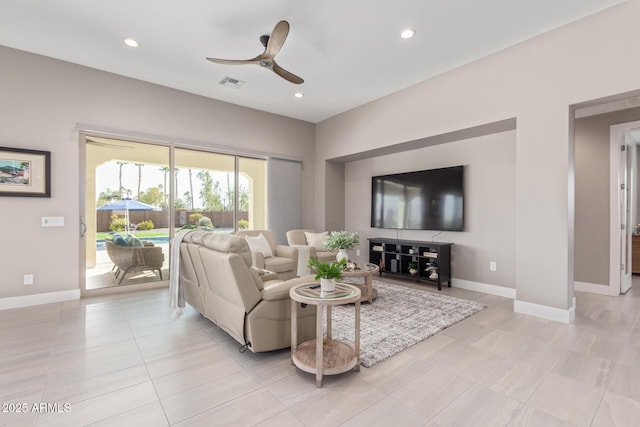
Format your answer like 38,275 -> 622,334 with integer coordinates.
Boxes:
178,229 -> 316,352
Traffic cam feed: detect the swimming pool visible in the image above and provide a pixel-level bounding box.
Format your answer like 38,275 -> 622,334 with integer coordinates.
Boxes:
96,235 -> 169,251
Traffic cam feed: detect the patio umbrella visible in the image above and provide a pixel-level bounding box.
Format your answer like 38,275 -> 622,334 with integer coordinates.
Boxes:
97,198 -> 161,233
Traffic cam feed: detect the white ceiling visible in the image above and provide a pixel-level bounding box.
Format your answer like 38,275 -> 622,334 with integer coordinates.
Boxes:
0,0 -> 624,123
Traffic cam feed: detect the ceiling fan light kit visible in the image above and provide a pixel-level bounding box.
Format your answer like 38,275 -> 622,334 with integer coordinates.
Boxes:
206,20 -> 304,84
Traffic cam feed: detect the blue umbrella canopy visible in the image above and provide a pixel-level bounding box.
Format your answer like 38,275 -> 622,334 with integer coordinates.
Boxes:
97,198 -> 161,211
97,198 -> 160,234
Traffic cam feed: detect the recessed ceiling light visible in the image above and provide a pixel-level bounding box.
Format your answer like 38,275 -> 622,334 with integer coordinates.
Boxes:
124,38 -> 139,48
400,29 -> 415,39
294,92 -> 304,98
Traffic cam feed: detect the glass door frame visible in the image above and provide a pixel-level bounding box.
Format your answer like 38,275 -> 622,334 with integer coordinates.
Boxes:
80,133 -> 173,296
79,130 -> 267,296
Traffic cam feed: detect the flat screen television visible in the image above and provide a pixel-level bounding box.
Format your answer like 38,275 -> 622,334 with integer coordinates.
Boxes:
371,165 -> 464,231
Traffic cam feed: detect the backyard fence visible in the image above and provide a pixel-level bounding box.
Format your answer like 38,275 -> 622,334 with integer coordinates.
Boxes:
96,210 -> 248,232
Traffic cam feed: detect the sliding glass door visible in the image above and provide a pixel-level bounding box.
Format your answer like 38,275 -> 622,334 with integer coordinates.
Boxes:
85,138 -> 170,290
83,136 -> 267,292
174,149 -> 236,231
239,156 -> 268,230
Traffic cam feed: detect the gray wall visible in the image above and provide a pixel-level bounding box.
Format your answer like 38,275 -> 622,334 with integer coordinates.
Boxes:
0,45 -> 315,300
574,107 -> 640,287
345,130 -> 516,289
315,0 -> 640,316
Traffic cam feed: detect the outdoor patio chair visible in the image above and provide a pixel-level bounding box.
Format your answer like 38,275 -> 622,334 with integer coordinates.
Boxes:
105,238 -> 164,284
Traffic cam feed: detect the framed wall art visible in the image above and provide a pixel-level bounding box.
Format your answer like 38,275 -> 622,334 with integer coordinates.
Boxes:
0,146 -> 51,197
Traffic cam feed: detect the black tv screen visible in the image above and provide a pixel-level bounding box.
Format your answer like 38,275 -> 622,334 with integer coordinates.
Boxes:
371,165 -> 464,231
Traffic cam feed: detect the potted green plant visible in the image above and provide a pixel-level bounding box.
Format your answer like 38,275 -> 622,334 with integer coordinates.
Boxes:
323,230 -> 360,262
308,258 -> 346,292
408,262 -> 418,276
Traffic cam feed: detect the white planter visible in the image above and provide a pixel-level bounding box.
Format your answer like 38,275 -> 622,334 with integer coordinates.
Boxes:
320,278 -> 336,292
336,249 -> 349,262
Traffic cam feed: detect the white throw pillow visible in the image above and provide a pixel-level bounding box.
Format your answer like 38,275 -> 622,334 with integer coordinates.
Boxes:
305,231 -> 328,251
245,233 -> 273,258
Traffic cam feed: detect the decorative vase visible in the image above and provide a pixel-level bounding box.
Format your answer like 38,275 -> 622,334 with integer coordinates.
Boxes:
320,278 -> 336,292
409,269 -> 418,276
336,248 -> 349,262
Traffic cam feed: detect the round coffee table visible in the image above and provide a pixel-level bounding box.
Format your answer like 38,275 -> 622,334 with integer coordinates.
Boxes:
290,282 -> 361,388
341,263 -> 379,303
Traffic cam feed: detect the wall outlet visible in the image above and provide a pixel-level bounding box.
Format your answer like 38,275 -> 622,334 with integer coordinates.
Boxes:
489,261 -> 497,272
24,274 -> 34,285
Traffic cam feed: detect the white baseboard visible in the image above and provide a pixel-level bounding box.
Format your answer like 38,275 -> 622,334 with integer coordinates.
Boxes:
452,279 -> 577,324
0,289 -> 81,310
451,279 -> 517,299
574,281 -> 619,296
513,298 -> 576,324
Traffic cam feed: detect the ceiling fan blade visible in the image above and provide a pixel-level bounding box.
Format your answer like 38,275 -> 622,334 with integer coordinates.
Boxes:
206,55 -> 261,65
264,20 -> 289,59
272,61 -> 304,84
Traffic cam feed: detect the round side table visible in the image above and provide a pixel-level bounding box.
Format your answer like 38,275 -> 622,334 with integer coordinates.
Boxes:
290,282 -> 361,387
341,263 -> 380,303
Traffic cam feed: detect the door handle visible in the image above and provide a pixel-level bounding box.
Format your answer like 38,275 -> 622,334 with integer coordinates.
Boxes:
80,218 -> 87,238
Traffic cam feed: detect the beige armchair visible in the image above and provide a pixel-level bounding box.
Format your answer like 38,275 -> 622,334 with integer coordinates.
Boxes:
286,229 -> 338,276
236,229 -> 298,280
105,238 -> 164,284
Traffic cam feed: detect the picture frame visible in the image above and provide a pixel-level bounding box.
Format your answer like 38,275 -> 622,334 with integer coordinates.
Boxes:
0,146 -> 51,197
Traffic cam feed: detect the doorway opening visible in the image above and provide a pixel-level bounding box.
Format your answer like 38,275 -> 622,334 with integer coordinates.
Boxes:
573,93 -> 640,297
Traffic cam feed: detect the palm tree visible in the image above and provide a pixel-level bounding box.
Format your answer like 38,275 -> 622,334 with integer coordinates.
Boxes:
226,172 -> 233,211
135,163 -> 144,200
188,168 -> 194,210
116,161 -> 128,199
97,187 -> 119,207
159,166 -> 170,208
174,168 -> 180,205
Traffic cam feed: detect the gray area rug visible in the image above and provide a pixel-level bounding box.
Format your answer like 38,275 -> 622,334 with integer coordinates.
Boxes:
330,280 -> 486,368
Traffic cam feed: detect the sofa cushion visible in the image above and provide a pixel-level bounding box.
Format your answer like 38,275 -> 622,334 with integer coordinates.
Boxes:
183,230 -> 253,267
264,256 -> 294,273
126,235 -> 144,247
245,233 -> 273,258
201,232 -> 253,267
113,234 -> 129,246
304,231 -> 327,251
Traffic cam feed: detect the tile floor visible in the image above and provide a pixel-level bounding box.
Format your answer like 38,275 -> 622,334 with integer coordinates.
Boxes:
2,277 -> 640,426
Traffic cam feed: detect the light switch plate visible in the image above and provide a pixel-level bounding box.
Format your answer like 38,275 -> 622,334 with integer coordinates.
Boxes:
42,217 -> 64,227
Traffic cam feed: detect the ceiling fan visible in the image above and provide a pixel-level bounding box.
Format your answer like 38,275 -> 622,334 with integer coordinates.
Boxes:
206,20 -> 304,85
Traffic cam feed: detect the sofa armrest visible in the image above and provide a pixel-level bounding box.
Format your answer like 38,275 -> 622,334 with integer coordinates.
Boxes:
252,267 -> 279,283
290,245 -> 317,276
261,275 -> 316,301
274,244 -> 297,261
251,251 -> 266,269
